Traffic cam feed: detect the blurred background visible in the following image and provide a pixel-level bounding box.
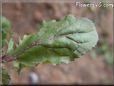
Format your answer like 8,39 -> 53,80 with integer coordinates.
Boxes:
2,0 -> 113,84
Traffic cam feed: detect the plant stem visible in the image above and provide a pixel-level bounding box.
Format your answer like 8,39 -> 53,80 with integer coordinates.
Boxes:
0,55 -> 16,63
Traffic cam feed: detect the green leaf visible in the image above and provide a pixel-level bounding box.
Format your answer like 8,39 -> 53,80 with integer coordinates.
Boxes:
9,34 -> 38,57
36,15 -> 99,56
7,38 -> 14,54
10,15 -> 98,66
0,16 -> 11,48
17,45 -> 75,66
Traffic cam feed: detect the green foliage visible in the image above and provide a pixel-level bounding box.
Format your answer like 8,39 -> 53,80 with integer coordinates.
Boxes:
0,17 -> 13,84
90,39 -> 113,66
8,15 -> 98,66
0,16 -> 11,48
0,15 -> 99,84
96,40 -> 113,65
0,15 -> 99,67
1,69 -> 10,84
7,38 -> 14,54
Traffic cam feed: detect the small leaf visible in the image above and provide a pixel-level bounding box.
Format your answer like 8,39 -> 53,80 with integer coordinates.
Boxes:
7,38 -> 14,54
0,16 -> 11,47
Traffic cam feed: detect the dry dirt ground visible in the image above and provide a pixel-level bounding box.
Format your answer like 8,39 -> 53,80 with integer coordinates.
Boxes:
2,2 -> 113,84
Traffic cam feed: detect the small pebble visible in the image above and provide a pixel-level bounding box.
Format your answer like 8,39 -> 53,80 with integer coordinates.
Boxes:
29,72 -> 39,84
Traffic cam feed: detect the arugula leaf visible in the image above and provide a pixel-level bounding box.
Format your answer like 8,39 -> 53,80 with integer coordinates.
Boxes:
9,15 -> 98,66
